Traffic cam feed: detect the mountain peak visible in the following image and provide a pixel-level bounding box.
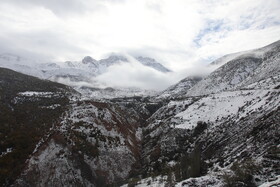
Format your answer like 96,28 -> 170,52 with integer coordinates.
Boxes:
82,56 -> 97,64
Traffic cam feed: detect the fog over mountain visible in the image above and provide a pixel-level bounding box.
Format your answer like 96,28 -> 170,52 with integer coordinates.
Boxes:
0,52 -> 214,92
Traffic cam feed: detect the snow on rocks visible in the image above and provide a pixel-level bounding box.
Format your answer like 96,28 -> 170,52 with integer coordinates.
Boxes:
15,139 -> 95,187
58,99 -> 144,184
175,175 -> 223,187
0,148 -> 13,157
18,91 -> 55,97
121,176 -> 168,187
259,175 -> 280,187
175,89 -> 280,130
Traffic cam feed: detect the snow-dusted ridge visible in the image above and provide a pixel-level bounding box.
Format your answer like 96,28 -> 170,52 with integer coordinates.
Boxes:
210,39 -> 280,67
186,40 -> 280,96
0,53 -> 171,77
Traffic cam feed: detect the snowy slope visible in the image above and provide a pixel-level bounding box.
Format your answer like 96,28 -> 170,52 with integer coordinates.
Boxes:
138,40 -> 280,187
77,86 -> 157,100
210,40 -> 280,67
156,41 -> 279,100
186,41 -> 280,96
141,88 -> 279,186
187,56 -> 262,96
157,76 -> 202,99
176,89 -> 279,130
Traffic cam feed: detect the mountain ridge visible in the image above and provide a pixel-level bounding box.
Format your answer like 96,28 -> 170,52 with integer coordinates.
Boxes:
0,53 -> 171,98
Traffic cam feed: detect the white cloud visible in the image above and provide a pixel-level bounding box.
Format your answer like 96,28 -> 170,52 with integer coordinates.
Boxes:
196,26 -> 280,60
95,58 -> 172,90
193,0 -> 280,63
94,55 -> 212,90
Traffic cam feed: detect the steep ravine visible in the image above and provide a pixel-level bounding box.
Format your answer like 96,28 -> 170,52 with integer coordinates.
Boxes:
11,96 -> 164,187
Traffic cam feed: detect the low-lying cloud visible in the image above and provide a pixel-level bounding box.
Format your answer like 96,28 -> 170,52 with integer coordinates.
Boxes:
94,56 -> 212,91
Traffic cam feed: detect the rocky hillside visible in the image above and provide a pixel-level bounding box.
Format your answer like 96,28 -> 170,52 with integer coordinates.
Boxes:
0,67 -> 164,187
134,40 -> 280,186
0,68 -> 75,186
13,99 -> 150,186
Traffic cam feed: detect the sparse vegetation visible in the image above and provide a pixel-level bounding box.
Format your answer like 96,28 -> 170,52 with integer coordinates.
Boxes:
222,159 -> 261,187
0,68 -> 72,186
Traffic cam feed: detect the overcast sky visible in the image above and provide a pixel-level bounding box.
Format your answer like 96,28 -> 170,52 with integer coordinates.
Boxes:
0,0 -> 280,71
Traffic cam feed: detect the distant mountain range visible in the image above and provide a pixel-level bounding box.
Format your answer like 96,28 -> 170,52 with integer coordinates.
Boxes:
0,53 -> 171,98
0,53 -> 171,79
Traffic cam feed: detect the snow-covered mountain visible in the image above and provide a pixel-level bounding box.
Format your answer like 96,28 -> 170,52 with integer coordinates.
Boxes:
0,40 -> 279,187
157,41 -> 280,100
0,53 -> 171,76
137,40 -> 280,186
